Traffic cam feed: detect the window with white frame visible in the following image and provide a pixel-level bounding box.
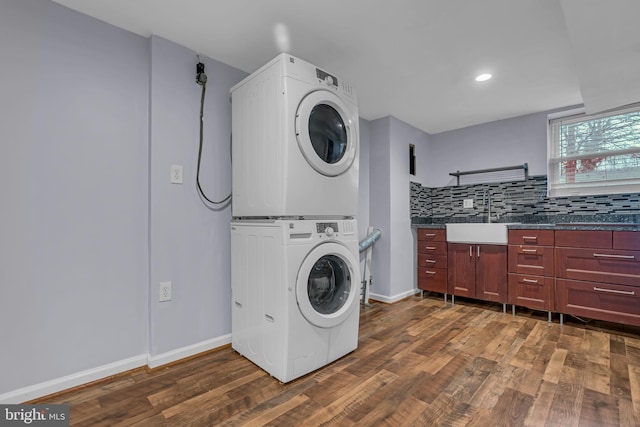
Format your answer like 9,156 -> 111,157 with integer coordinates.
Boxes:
548,104 -> 640,197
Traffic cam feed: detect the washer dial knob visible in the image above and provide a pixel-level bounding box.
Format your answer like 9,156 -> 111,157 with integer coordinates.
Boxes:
324,226 -> 335,237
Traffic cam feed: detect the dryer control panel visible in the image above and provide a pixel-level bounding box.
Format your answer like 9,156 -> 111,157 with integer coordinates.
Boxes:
316,69 -> 338,88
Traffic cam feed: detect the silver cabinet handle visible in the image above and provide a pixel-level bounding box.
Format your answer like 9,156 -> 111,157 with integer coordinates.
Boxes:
424,233 -> 436,237
425,259 -> 436,264
522,278 -> 539,284
424,270 -> 437,275
593,253 -> 635,260
425,246 -> 436,250
477,245 -> 480,258
593,287 -> 635,296
522,236 -> 538,240
522,249 -> 538,253
469,246 -> 472,257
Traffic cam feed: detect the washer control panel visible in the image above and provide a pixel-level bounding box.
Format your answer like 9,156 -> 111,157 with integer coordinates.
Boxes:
316,222 -> 339,236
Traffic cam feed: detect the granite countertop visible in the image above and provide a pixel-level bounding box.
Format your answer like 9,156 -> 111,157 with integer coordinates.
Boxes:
412,214 -> 640,231
414,223 -> 640,231
504,223 -> 555,230
412,224 -> 446,229
559,223 -> 640,231
507,223 -> 640,231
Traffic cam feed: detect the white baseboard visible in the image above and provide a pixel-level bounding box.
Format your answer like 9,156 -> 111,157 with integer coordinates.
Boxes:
147,334 -> 232,369
0,354 -> 147,404
0,334 -> 233,404
368,288 -> 420,304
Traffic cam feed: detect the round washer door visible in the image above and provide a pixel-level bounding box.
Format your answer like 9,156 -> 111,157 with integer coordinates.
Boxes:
295,90 -> 357,177
296,242 -> 358,328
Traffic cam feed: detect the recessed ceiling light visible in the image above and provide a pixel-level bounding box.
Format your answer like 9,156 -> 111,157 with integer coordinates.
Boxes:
475,73 -> 492,82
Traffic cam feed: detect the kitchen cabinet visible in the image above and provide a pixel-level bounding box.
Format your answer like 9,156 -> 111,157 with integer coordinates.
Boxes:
613,231 -> 640,251
508,229 -> 555,313
416,228 -> 447,295
447,243 -> 507,305
555,229 -> 640,326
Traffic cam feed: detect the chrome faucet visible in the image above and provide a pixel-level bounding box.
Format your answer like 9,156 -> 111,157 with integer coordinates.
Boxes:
483,189 -> 492,223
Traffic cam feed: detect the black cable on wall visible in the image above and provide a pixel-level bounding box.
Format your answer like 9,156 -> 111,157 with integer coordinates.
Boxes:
196,58 -> 231,206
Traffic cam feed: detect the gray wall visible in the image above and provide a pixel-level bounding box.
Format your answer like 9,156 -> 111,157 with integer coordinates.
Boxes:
427,111 -> 550,187
1,0 -> 149,396
0,0 -> 247,401
357,118 -> 371,240
369,117 -> 392,297
368,116 -> 430,301
148,36 -> 247,360
389,117 -> 429,298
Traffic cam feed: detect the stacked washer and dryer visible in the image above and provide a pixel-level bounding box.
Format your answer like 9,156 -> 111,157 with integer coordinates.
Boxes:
230,53 -> 360,382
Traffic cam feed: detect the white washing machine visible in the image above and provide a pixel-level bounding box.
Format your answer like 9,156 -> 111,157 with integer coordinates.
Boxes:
230,53 -> 359,218
231,218 -> 360,382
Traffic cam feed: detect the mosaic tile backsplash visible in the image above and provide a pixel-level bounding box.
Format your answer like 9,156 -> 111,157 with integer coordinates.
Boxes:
411,176 -> 640,224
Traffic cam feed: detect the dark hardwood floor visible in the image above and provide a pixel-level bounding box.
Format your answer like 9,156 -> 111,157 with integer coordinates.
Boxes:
34,294 -> 640,426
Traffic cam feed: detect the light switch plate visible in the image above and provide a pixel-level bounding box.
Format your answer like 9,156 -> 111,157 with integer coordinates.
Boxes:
463,199 -> 474,208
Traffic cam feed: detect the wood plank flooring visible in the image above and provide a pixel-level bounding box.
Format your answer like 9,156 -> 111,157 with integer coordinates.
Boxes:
34,294 -> 640,426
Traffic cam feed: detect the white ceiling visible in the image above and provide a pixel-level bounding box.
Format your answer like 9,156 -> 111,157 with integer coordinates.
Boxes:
51,0 -> 640,134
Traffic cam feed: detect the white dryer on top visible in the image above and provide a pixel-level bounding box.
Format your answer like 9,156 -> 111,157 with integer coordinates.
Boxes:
231,53 -> 359,218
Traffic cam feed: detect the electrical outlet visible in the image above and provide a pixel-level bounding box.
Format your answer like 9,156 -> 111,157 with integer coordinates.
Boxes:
159,281 -> 172,302
170,165 -> 183,184
463,199 -> 474,208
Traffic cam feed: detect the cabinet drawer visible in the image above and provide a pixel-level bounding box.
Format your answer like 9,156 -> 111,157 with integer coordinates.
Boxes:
556,279 -> 640,327
418,254 -> 447,269
555,230 -> 611,248
508,245 -> 554,276
508,229 -> 554,246
417,228 -> 446,242
614,231 -> 640,251
417,241 -> 447,254
417,268 -> 447,293
555,247 -> 640,286
508,274 -> 554,311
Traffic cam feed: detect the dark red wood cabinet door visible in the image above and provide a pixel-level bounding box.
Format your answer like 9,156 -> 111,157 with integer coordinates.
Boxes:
447,243 -> 476,298
476,244 -> 508,303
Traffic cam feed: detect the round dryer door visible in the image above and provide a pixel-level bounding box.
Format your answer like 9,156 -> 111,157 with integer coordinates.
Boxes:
296,242 -> 358,328
295,90 -> 357,177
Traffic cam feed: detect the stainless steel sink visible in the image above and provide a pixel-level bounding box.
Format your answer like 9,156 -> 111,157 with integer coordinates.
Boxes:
445,223 -> 521,245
